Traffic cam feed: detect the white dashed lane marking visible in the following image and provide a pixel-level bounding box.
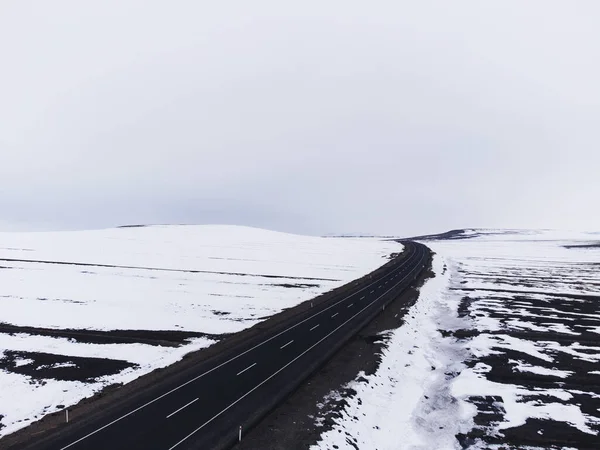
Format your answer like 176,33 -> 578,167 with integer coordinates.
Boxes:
280,340 -> 294,350
166,399 -> 199,419
236,363 -> 257,376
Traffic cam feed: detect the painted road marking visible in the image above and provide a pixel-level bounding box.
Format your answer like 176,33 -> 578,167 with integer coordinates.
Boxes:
167,250 -> 427,450
331,312 -> 339,318
236,363 -> 257,376
166,399 -> 199,419
360,296 -> 365,300
59,247 -> 422,450
280,340 -> 294,349
166,251 -> 427,450
347,303 -> 354,308
310,324 -> 320,331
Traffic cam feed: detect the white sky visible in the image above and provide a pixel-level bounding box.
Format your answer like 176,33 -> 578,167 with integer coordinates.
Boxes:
1,1 -> 598,236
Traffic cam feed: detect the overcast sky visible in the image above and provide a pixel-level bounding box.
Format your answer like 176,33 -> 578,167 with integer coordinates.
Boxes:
1,1 -> 598,236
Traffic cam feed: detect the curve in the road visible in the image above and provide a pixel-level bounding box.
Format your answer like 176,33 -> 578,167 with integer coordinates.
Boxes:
21,241 -> 429,450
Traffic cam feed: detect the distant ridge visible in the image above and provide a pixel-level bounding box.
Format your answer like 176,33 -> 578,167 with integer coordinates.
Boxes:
407,228 -> 537,241
406,229 -> 479,241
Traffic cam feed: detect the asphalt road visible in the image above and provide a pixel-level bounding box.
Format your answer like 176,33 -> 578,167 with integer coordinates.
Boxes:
22,241 -> 428,450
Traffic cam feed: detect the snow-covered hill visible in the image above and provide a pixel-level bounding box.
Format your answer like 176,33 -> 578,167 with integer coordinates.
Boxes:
0,225 -> 401,438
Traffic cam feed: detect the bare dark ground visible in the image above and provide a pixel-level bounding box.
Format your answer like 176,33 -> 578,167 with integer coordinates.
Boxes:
233,262 -> 435,450
453,266 -> 600,449
0,351 -> 135,382
0,324 -> 218,347
1,252 -> 407,450
564,243 -> 600,249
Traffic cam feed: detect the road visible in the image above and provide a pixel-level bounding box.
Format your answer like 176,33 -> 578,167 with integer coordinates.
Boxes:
21,241 -> 429,450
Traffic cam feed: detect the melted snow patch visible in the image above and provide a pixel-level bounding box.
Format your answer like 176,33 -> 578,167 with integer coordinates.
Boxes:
511,361 -> 573,379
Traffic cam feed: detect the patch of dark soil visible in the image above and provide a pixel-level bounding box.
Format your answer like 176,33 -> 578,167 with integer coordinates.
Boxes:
452,329 -> 481,340
564,243 -> 600,249
233,257 -> 434,450
458,296 -> 475,318
489,328 -> 600,345
0,323 -> 218,347
387,252 -> 401,259
470,350 -> 600,389
468,396 -> 506,427
0,351 -> 135,382
363,333 -> 390,345
452,287 -> 600,303
406,229 -> 477,241
406,229 -> 522,241
271,283 -> 321,289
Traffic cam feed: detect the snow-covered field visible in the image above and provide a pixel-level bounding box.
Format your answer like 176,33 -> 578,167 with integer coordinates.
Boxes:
311,229 -> 600,449
0,225 -> 400,438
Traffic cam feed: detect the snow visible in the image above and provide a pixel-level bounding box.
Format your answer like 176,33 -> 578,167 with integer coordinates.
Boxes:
0,225 -> 400,333
452,369 -> 594,434
469,334 -> 554,363
12,358 -> 34,368
312,255 -> 473,450
0,225 -> 401,438
511,361 -> 573,379
0,333 -> 214,367
311,229 -> 600,449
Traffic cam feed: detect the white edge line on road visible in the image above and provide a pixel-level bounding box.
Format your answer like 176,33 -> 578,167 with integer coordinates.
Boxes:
167,251 -> 426,450
236,363 -> 257,376
166,398 -> 199,419
59,247 -> 420,450
310,324 -> 320,331
280,340 -> 294,350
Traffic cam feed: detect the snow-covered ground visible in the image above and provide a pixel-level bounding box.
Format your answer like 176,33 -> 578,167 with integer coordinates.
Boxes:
311,229 -> 600,449
0,225 -> 400,438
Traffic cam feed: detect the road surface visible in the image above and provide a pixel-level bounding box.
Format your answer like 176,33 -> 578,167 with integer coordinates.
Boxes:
21,241 -> 429,450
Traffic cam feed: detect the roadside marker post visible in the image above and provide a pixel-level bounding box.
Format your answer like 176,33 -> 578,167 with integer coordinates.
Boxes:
66,409 -> 69,423
239,425 -> 242,442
